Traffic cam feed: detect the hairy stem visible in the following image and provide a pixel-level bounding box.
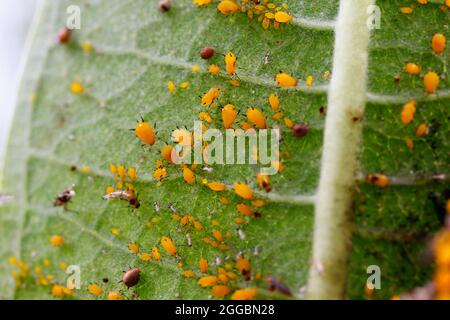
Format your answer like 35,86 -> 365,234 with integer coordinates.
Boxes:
307,0 -> 374,299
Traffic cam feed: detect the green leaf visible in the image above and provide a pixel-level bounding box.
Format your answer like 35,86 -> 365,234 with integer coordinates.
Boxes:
0,0 -> 448,300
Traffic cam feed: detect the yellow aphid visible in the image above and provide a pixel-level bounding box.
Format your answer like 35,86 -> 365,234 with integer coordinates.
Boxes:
201,87 -> 221,106
194,0 -> 212,6
224,51 -> 237,76
212,219 -> 220,226
161,236 -> 177,256
168,81 -> 175,93
180,82 -> 189,89
70,81 -> 84,94
236,203 -> 254,216
405,138 -> 414,150
198,276 -> 218,287
34,266 -> 43,274
192,65 -> 201,73
252,199 -> 266,207
199,258 -> 208,273
323,70 -> 331,80
106,186 -> 114,194
50,235 -> 64,247
236,257 -> 251,274
207,181 -> 227,192
109,164 -> 117,174
229,79 -> 240,87
306,75 -> 313,86
401,100 -> 416,125
152,247 -> 161,260
367,174 -> 390,188
51,284 -> 66,297
417,0 -> 428,4
153,166 -> 167,180
183,166 -> 196,185
140,253 -> 153,262
88,283 -> 103,296
135,120 -> 156,145
404,63 -> 421,75
117,165 -> 126,180
180,214 -> 190,226
81,165 -> 91,173
110,228 -> 121,236
212,230 -> 224,242
432,33 -> 446,54
8,256 -> 17,266
265,12 -> 275,19
247,107 -> 266,129
275,72 -> 297,87
221,104 -> 238,129
219,196 -> 230,204
183,270 -> 196,278
415,123 -> 429,137
42,258 -> 51,267
274,11 -> 292,23
127,167 -> 137,181
117,181 -> 123,189
217,0 -> 240,14
400,7 -> 413,14
231,288 -> 258,300
81,40 -> 93,54
284,117 -> 294,128
234,182 -> 254,200
424,71 -> 440,94
268,94 -> 279,112
218,274 -> 229,283
208,64 -> 220,75
107,291 -> 122,300
199,111 -> 213,124
262,17 -> 270,30
212,285 -> 231,298
128,242 -> 140,254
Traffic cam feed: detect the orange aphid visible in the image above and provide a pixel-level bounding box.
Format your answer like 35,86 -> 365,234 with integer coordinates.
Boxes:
415,124 -> 429,137
198,276 -> 218,287
272,111 -> 283,121
275,72 -> 297,87
212,230 -> 224,242
274,11 -> 292,23
107,291 -> 122,300
183,166 -> 196,185
201,87 -> 221,106
219,196 -> 230,204
224,51 -> 237,76
234,182 -> 254,200
50,235 -> 64,247
404,63 -> 421,75
183,270 -> 196,278
366,174 -> 390,188
236,257 -> 251,276
231,288 -> 258,300
167,81 -> 175,93
217,1 -> 240,14
199,258 -> 208,273
207,181 -> 227,192
194,221 -> 203,231
284,117 -> 294,128
212,285 -> 231,298
194,0 -> 212,6
401,100 -> 416,125
199,111 -> 213,123
128,242 -> 140,254
434,230 -> 450,268
152,247 -> 161,260
222,104 -> 238,129
432,33 -> 446,54
424,71 -> 440,94
268,94 -> 279,112
161,144 -> 174,163
208,64 -> 220,75
240,121 -> 254,131
135,120 -> 156,145
256,173 -> 271,192
236,203 -> 254,216
405,138 -> 414,150
88,283 -> 103,296
161,236 -> 177,256
153,166 -> 167,180
247,107 -> 266,129
252,199 -> 266,207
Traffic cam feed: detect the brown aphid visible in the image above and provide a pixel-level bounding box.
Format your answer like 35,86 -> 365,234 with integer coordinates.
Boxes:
122,268 -> 141,288
200,47 -> 216,60
103,190 -> 140,208
266,276 -> 292,297
58,27 -> 72,44
69,165 -> 77,172
159,0 -> 172,12
291,123 -> 309,138
54,184 -> 75,207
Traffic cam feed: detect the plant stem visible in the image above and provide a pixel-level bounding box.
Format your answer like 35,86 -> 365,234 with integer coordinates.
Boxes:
307,0 -> 374,299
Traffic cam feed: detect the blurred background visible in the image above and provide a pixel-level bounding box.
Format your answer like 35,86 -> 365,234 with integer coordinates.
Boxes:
0,0 -> 38,163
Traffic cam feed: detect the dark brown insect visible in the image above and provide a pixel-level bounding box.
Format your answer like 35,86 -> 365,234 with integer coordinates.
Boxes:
291,123 -> 309,138
103,190 -> 140,208
266,276 -> 292,297
200,47 -> 216,59
69,165 -> 77,172
54,184 -> 75,207
261,180 -> 272,193
122,268 -> 141,288
58,27 -> 72,44
159,0 -> 172,12
102,277 -> 109,283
